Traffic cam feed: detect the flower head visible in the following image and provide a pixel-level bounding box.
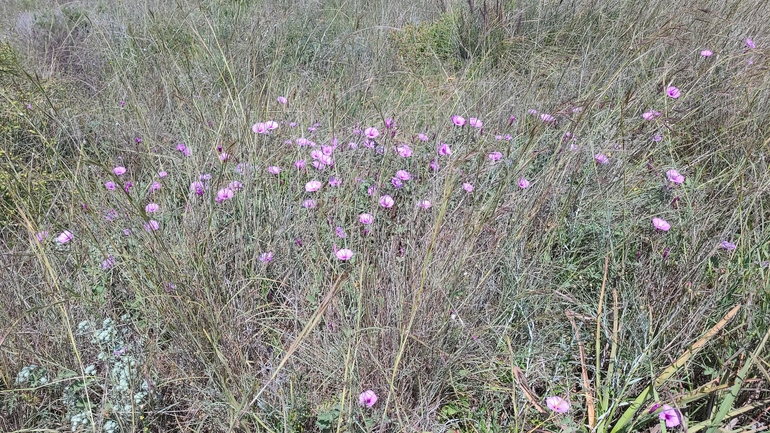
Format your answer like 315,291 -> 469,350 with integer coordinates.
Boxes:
329,176 -> 342,187
438,143 -> 452,156
545,396 -> 570,413
364,127 -> 379,139
277,96 -> 287,104
395,170 -> 411,181
666,169 -> 684,184
105,181 -> 116,191
305,180 -> 322,192
143,220 -> 160,232
336,248 -> 354,261
190,181 -> 205,196
259,251 -> 274,263
353,214 -> 372,227
417,200 -> 431,209
700,50 -> 713,57
451,115 -> 466,126
643,110 -> 661,121
594,154 -> 609,165
469,117 -> 483,128
488,151 -> 502,162
396,144 -> 412,158
303,199 -> 317,209
267,166 -> 281,175
746,38 -> 756,49
659,405 -> 681,428
57,230 -> 73,244
379,195 -> 395,208
35,231 -> 49,242
113,166 -> 126,176
720,240 -> 736,251
216,188 -> 234,202
417,133 -> 429,142
145,203 -> 160,213
652,217 -> 671,231
462,183 -> 474,192
358,390 -> 377,407
539,113 -> 555,123
666,86 -> 681,99
518,178 -> 531,189
335,226 -> 347,238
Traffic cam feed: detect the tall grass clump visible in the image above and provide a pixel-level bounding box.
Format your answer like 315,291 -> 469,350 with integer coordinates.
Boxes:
1,0 -> 770,431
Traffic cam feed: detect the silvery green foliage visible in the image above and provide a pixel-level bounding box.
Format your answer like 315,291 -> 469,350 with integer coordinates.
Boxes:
15,364 -> 48,386
62,315 -> 156,432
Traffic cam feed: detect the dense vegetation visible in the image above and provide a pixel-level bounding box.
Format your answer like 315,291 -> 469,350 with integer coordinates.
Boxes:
1,0 -> 769,431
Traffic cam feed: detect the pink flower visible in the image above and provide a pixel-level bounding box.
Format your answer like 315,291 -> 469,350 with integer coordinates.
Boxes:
643,110 -> 661,121
397,144 -> 412,157
105,181 -> 116,191
462,183 -> 474,192
145,203 -> 160,213
417,200 -> 431,209
666,169 -> 684,184
545,396 -> 570,413
57,230 -> 73,243
303,199 -> 317,209
35,231 -> 49,242
113,166 -> 126,176
219,152 -> 230,162
216,188 -> 234,202
659,405 -> 681,428
539,113 -> 555,123
336,248 -> 354,261
746,38 -> 756,49
101,256 -> 116,270
252,122 -> 267,133
358,390 -> 377,407
259,251 -> 274,263
158,171 -> 168,178
329,176 -> 342,187
367,185 -> 377,196
305,180 -> 322,192
651,134 -> 662,142
527,109 -> 538,115
391,177 -> 403,189
359,213 -> 374,224
143,220 -> 160,232
451,115 -> 466,126
700,50 -> 713,57
652,217 -> 671,231
518,178 -> 530,189
267,166 -> 281,175
720,241 -> 736,251
265,120 -> 279,130
277,96 -> 287,104
430,159 -> 440,171
335,226 -> 347,238
379,195 -> 395,208
364,127 -> 379,139
395,170 -> 411,181
438,143 -> 452,156
666,86 -> 681,99
594,154 -> 609,164
488,151 -> 502,161
190,181 -> 205,196
229,181 -> 243,191
469,117 -> 483,128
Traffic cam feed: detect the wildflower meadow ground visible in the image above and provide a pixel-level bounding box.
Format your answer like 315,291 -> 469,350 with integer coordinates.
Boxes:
1,0 -> 770,431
